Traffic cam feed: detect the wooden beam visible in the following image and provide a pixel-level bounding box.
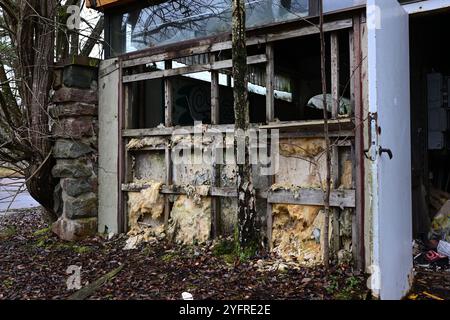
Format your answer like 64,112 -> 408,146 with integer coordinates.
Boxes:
121,183 -> 355,208
260,118 -> 354,131
266,43 -> 275,123
123,55 -> 267,83
280,131 -> 354,139
352,14 -> 365,271
331,32 -> 340,118
163,60 -> 173,231
266,148 -> 275,251
349,30 -> 355,115
211,53 -> 220,125
330,32 -> 343,257
164,145 -> 172,231
331,145 -> 341,258
122,124 -> 355,140
121,18 -> 353,69
122,124 -> 255,138
265,43 -> 275,250
121,83 -> 131,233
164,60 -> 173,127
268,189 -> 356,208
211,149 -> 221,238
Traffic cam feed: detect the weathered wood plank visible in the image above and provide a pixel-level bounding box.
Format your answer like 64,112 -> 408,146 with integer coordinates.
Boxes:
164,145 -> 172,231
122,124 -> 254,137
121,19 -> 353,69
122,84 -> 132,232
164,60 -> 173,127
266,43 -> 275,123
123,55 -> 267,83
121,184 -> 355,208
260,118 -> 354,131
265,42 -> 275,250
331,145 -> 341,257
210,148 -> 221,238
331,32 -> 340,118
266,173 -> 275,251
211,53 -> 220,125
68,265 -> 124,300
353,14 -> 365,270
268,189 -> 355,208
123,127 -> 355,141
279,130 -> 355,139
349,29 -> 355,114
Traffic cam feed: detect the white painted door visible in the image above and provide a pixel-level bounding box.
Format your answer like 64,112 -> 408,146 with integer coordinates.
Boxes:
367,0 -> 412,300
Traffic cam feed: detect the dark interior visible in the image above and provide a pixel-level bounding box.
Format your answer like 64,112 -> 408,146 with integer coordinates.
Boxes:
128,31 -> 352,129
409,10 -> 450,238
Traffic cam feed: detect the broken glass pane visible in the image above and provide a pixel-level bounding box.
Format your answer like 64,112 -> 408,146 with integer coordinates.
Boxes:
108,0 -> 310,55
107,0 -> 366,56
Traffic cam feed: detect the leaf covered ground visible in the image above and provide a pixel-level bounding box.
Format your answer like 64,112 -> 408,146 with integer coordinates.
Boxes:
1,208 -> 370,300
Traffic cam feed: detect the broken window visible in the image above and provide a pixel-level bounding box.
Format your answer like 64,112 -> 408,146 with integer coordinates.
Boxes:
107,0 -> 311,56
118,8 -> 361,265
106,0 -> 367,57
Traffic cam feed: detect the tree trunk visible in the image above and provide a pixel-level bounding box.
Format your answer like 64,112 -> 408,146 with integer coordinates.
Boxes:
319,0 -> 331,269
1,0 -> 102,221
25,0 -> 59,221
232,0 -> 258,250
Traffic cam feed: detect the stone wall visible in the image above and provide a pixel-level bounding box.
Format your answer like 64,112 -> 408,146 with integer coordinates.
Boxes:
50,57 -> 100,241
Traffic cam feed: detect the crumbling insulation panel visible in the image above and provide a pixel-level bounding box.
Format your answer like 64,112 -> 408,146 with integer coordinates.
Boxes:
276,138 -> 328,188
168,195 -> 211,244
134,152 -> 166,182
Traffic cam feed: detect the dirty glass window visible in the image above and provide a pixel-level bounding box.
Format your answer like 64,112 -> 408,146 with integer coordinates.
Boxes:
107,0 -> 311,56
106,0 -> 366,56
323,0 -> 365,12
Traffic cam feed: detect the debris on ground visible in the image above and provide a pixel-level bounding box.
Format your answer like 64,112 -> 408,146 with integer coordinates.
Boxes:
430,188 -> 450,242
0,208 -> 369,300
408,267 -> 450,300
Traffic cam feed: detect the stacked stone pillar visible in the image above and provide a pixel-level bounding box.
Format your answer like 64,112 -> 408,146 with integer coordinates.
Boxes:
50,56 -> 100,241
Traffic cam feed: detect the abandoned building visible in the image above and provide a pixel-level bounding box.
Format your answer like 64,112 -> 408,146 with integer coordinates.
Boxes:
48,0 -> 450,299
